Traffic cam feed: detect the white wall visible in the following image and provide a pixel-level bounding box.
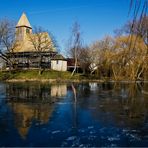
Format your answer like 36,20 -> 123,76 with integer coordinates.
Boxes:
51,60 -> 67,71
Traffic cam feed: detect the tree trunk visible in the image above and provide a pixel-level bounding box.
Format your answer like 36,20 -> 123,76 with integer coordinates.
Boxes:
71,58 -> 77,76
38,55 -> 42,75
71,47 -> 78,77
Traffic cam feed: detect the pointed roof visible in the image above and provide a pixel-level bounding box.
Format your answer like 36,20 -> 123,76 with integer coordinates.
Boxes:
16,13 -> 32,28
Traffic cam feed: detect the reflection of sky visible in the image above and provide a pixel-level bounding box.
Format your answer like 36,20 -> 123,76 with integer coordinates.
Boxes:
0,82 -> 147,147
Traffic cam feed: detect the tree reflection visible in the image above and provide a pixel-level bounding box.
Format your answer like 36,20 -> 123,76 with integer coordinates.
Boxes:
71,83 -> 77,129
77,82 -> 148,128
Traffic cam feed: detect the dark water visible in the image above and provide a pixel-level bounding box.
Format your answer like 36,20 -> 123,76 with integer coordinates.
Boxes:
0,82 -> 148,147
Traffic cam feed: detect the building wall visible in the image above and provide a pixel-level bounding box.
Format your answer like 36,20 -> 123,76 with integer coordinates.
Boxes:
51,60 -> 67,71
16,27 -> 32,41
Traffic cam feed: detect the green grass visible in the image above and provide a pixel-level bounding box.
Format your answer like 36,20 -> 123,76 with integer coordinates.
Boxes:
0,69 -> 85,81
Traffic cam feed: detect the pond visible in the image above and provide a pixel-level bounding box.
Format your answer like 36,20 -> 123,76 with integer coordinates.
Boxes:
0,82 -> 148,147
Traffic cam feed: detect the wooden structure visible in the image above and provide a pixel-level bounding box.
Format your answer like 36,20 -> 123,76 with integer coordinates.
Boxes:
7,13 -> 67,70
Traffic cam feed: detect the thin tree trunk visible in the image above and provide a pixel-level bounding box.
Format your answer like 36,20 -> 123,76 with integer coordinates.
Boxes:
71,47 -> 78,76
39,55 -> 42,75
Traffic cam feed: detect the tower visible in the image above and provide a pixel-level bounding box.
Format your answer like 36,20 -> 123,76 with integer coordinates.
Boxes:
15,13 -> 32,41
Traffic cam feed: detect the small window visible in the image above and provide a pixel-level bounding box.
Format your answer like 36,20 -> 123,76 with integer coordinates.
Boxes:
56,60 -> 59,64
17,28 -> 22,34
26,28 -> 30,34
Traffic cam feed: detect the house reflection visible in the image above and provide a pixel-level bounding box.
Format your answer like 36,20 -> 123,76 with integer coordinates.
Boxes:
51,84 -> 67,97
6,83 -> 67,101
89,83 -> 98,91
6,83 -> 67,139
8,102 -> 54,139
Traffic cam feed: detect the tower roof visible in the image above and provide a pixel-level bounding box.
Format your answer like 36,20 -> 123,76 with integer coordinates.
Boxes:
16,13 -> 32,28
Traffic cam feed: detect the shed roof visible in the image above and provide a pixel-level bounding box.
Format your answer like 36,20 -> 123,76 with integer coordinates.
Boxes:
51,54 -> 66,60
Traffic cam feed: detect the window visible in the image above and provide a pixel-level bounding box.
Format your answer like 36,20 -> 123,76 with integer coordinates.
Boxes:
56,60 -> 59,64
26,28 -> 30,34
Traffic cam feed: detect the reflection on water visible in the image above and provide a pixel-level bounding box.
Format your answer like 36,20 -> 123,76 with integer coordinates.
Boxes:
6,83 -> 67,139
0,82 -> 147,147
9,103 -> 54,139
51,84 -> 67,97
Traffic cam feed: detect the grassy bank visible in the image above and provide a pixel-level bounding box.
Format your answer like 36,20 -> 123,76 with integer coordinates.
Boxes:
0,70 -> 76,80
0,69 -> 103,82
1,70 -> 146,83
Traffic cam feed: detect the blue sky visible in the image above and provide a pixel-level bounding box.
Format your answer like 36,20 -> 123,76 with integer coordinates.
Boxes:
0,0 -> 131,51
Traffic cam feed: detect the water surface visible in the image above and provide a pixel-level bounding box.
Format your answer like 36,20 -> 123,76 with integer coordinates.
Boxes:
0,82 -> 148,147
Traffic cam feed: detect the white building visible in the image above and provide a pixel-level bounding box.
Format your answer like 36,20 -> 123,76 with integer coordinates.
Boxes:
51,54 -> 67,71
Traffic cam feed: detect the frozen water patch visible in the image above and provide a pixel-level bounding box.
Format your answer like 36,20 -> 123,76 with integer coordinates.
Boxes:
42,128 -> 47,131
52,130 -> 61,134
90,130 -> 96,134
122,129 -> 130,133
71,138 -> 80,147
79,144 -> 85,147
123,129 -> 141,141
61,142 -> 68,147
108,137 -> 120,141
88,126 -> 94,129
110,143 -> 117,147
88,135 -> 97,140
79,129 -> 85,133
66,136 -> 77,141
129,134 -> 141,141
99,127 -> 107,133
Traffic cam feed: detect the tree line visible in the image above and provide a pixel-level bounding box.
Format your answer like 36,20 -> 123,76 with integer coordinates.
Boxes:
68,15 -> 147,81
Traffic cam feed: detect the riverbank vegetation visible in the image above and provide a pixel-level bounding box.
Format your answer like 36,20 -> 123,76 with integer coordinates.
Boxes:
67,15 -> 148,81
0,69 -> 105,82
0,70 -> 79,81
0,69 -> 147,82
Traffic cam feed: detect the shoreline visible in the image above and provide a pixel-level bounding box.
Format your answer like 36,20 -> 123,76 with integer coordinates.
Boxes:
5,78 -> 105,83
0,70 -> 147,83
4,78 -> 148,83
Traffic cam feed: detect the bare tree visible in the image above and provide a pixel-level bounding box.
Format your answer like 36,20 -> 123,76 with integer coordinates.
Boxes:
28,26 -> 56,74
67,22 -> 82,76
0,19 -> 19,71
